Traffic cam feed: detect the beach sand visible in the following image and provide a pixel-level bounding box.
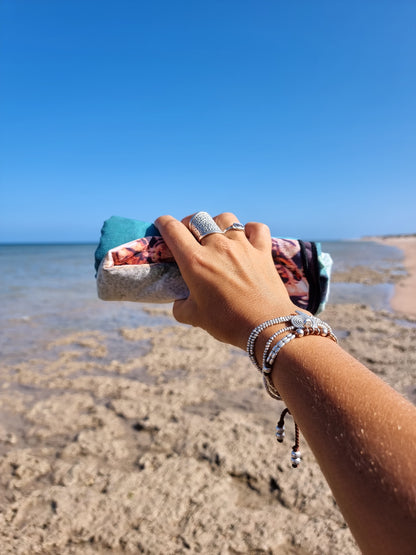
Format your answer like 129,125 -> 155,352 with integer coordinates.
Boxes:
0,243 -> 415,554
376,236 -> 416,318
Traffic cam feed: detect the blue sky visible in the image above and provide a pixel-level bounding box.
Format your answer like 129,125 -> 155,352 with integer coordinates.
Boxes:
1,0 -> 415,242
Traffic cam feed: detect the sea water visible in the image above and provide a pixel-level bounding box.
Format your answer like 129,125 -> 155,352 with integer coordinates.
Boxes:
0,244 -> 170,364
321,239 -> 404,310
0,240 -> 404,364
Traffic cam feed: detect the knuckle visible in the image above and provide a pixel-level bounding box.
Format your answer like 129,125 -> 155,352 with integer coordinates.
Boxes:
156,214 -> 172,225
220,211 -> 237,220
213,212 -> 238,226
249,221 -> 270,233
163,217 -> 178,231
155,215 -> 175,234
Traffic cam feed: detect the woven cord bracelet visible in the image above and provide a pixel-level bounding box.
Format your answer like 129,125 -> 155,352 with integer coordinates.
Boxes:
247,310 -> 337,468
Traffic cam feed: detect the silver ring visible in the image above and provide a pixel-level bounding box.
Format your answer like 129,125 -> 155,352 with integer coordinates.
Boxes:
223,222 -> 245,233
188,211 -> 224,242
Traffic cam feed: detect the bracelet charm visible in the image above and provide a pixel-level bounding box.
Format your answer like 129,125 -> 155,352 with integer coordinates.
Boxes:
247,310 -> 337,468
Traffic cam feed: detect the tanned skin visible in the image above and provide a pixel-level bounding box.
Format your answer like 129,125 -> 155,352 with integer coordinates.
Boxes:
155,212 -> 416,555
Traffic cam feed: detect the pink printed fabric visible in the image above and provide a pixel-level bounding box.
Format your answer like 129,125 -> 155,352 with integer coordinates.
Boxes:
111,236 -> 174,265
271,238 -> 309,310
110,236 -> 310,310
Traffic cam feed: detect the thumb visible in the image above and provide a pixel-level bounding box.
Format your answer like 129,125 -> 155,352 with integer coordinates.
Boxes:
172,297 -> 198,326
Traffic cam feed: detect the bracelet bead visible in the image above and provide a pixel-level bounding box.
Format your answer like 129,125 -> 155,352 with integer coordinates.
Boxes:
247,310 -> 337,469
246,314 -> 296,371
291,450 -> 301,468
262,326 -> 295,371
276,424 -> 285,442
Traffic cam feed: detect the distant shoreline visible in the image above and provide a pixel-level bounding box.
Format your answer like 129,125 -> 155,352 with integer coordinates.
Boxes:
362,233 -> 416,241
370,235 -> 416,319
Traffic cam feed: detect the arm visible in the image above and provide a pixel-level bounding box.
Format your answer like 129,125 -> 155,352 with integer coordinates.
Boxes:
155,213 -> 416,555
263,334 -> 416,554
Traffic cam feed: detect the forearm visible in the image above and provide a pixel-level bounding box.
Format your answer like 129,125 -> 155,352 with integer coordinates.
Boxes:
262,333 -> 416,554
155,213 -> 416,553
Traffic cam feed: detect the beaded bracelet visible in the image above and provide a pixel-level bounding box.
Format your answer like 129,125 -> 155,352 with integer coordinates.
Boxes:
265,312 -> 336,370
246,314 -> 297,371
261,326 -> 295,371
247,310 -> 337,468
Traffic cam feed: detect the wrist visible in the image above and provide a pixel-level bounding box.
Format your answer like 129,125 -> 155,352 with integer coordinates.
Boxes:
246,309 -> 336,390
253,319 -> 300,369
245,309 -> 337,469
246,305 -> 311,366
269,332 -> 341,398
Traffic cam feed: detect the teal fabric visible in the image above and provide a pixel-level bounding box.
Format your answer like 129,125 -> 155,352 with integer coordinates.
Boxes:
94,216 -> 159,272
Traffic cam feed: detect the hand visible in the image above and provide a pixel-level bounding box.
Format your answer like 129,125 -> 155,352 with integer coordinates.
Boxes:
155,212 -> 297,350
159,212 -> 416,555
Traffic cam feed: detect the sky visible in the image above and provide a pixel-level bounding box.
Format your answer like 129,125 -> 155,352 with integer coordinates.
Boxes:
1,0 -> 415,242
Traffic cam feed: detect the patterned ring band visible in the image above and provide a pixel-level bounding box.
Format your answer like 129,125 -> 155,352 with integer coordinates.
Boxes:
188,211 -> 224,242
223,222 -> 245,233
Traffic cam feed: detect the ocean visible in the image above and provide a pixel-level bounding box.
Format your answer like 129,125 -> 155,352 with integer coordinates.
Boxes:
0,240 -> 404,365
321,239 -> 404,309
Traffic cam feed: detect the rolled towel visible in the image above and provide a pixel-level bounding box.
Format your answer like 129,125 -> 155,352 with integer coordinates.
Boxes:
95,216 -> 333,314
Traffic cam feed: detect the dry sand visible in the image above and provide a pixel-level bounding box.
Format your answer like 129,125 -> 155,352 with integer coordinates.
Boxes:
0,242 -> 415,554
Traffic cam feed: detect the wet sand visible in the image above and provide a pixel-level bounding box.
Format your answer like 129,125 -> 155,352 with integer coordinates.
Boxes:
0,242 -> 415,554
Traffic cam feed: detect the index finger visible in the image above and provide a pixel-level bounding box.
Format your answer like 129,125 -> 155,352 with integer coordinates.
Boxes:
154,215 -> 200,267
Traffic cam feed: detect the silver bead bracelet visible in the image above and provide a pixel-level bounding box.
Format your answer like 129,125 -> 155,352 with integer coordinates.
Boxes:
246,314 -> 296,371
247,310 -> 337,468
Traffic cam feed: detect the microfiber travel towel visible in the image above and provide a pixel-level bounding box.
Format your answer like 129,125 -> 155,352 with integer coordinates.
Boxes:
94,216 -> 159,272
95,216 -> 333,314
